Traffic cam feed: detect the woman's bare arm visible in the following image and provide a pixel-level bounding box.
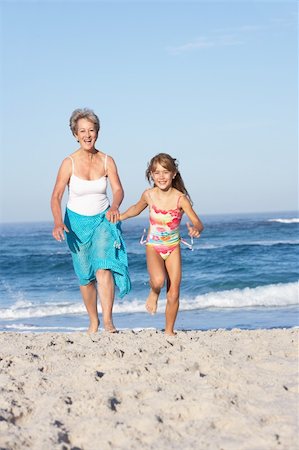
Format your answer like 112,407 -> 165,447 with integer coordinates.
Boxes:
50,158 -> 71,241
106,156 -> 124,223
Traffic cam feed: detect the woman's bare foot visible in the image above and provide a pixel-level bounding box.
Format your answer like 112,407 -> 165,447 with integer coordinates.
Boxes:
145,289 -> 159,315
103,321 -> 117,333
87,318 -> 99,334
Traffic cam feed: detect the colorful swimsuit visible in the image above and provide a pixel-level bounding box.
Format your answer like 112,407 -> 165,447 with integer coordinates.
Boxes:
145,195 -> 184,260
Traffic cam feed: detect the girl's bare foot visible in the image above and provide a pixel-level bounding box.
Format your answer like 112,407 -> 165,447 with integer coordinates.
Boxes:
165,330 -> 177,336
145,289 -> 159,315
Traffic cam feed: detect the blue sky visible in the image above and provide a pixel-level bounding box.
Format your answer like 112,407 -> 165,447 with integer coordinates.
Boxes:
0,0 -> 297,222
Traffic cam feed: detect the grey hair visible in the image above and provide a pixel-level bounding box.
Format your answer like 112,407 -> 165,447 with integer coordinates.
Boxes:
69,108 -> 100,135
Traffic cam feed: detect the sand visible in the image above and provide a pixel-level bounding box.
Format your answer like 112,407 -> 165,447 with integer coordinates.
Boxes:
0,328 -> 298,450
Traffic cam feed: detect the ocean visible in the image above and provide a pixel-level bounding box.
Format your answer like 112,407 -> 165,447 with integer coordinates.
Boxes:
0,211 -> 298,332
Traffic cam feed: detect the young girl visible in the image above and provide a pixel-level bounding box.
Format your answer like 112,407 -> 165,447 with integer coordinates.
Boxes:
120,153 -> 204,335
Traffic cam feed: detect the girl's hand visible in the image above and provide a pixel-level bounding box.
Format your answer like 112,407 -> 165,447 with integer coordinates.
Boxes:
186,222 -> 201,238
52,223 -> 69,241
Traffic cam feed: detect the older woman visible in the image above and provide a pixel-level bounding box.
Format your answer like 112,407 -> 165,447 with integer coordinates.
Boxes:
51,108 -> 131,333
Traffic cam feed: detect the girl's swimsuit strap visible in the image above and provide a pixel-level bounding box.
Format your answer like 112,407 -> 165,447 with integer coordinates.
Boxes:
176,194 -> 185,209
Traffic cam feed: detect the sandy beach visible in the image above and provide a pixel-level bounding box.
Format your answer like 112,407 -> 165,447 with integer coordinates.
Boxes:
0,328 -> 298,450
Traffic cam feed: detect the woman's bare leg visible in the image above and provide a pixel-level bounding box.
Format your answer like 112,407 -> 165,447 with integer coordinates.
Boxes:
164,246 -> 182,335
96,269 -> 116,332
80,281 -> 99,333
145,246 -> 166,314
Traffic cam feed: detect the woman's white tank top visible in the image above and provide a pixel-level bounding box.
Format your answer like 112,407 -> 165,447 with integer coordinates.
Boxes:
66,154 -> 110,216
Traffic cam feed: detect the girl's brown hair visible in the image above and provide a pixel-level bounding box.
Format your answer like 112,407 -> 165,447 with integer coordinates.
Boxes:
146,153 -> 192,204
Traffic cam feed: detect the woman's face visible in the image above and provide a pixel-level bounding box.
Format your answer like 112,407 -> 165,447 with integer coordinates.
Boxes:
151,162 -> 175,191
75,118 -> 98,151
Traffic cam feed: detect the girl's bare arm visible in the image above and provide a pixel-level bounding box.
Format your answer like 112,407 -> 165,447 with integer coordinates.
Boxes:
180,196 -> 204,238
120,191 -> 149,221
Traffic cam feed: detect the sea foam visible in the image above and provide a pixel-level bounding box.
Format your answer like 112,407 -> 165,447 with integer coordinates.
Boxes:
268,218 -> 299,224
0,282 -> 297,320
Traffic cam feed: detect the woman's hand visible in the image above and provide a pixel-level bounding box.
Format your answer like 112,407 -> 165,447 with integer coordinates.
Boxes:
52,223 -> 69,241
106,207 -> 120,223
186,222 -> 201,238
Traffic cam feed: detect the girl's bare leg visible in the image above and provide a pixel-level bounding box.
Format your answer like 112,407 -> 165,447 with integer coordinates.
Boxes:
80,281 -> 99,333
164,246 -> 182,335
96,269 -> 116,332
145,246 -> 166,314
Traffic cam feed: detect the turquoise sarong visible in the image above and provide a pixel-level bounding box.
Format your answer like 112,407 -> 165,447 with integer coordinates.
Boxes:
64,208 -> 131,298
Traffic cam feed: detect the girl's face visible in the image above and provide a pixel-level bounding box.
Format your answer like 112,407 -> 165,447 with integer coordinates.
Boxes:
75,118 -> 98,151
151,162 -> 175,191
